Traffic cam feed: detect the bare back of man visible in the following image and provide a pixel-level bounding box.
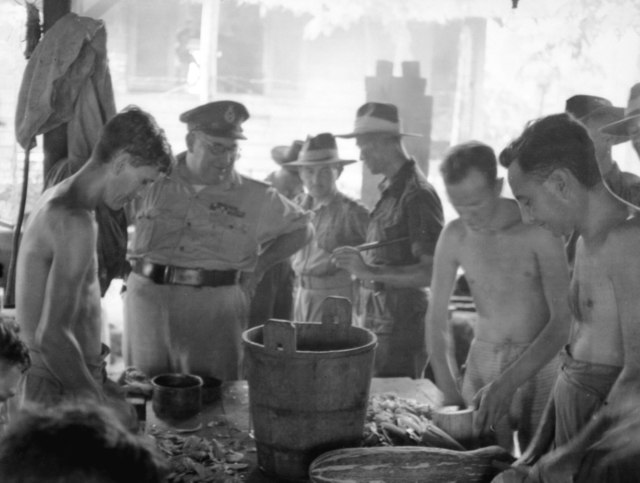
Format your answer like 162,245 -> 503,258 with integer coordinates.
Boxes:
17,179 -> 104,403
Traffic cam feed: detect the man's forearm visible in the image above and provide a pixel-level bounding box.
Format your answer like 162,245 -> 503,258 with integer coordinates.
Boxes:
427,309 -> 464,404
364,259 -> 433,289
493,314 -> 568,401
254,225 -> 312,277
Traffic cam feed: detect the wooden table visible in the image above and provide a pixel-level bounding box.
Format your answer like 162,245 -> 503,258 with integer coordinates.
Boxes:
146,377 -> 443,482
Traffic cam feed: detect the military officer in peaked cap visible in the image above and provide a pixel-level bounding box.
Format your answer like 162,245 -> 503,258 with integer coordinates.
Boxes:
124,100 -> 313,381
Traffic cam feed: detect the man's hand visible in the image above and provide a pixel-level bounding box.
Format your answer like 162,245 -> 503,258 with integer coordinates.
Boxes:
473,380 -> 513,435
103,379 -> 139,433
331,246 -> 371,280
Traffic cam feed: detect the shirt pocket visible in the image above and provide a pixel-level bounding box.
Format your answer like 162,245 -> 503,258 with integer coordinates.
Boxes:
218,216 -> 256,264
132,207 -> 162,251
381,221 -> 410,263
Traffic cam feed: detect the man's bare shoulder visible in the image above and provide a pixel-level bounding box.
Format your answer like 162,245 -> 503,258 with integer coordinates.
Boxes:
441,218 -> 467,244
510,220 -> 560,244
26,192 -> 95,243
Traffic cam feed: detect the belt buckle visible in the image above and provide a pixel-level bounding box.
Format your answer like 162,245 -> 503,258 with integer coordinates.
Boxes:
170,267 -> 203,286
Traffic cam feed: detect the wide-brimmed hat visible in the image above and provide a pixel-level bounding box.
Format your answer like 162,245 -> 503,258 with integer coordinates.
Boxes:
601,83 -> 640,137
286,133 -> 356,167
565,95 -> 629,145
336,102 -> 421,139
271,140 -> 303,166
179,100 -> 249,139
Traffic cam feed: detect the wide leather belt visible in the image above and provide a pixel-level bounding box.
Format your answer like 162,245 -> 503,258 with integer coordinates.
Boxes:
132,260 -> 238,288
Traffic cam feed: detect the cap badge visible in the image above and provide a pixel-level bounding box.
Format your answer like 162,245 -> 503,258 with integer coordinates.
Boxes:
224,105 -> 236,123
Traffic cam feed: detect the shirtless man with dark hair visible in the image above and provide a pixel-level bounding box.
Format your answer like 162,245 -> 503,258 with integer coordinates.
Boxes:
494,112 -> 640,482
16,106 -> 172,418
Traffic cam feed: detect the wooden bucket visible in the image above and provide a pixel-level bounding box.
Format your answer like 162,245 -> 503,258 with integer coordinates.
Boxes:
242,297 -> 377,481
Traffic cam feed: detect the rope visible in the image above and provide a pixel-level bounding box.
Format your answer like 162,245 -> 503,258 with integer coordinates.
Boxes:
4,141 -> 32,308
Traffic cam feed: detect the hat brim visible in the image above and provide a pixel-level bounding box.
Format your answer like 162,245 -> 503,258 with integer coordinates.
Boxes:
196,128 -> 247,140
603,172 -> 640,211
286,159 -> 357,167
601,113 -> 640,136
335,131 -> 422,139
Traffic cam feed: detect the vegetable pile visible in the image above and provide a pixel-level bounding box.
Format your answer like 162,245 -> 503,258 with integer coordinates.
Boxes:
149,425 -> 250,483
362,393 -> 465,450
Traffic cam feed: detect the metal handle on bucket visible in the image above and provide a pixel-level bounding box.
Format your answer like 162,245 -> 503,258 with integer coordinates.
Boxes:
264,319 -> 297,354
320,296 -> 352,328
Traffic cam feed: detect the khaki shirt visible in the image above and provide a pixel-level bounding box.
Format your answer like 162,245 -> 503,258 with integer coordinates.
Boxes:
129,152 -> 311,271
291,191 -> 369,277
365,159 -> 443,267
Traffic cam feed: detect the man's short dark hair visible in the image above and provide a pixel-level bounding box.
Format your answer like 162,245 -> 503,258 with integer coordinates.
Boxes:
93,105 -> 173,173
0,319 -> 30,372
499,113 -> 601,189
440,141 -> 497,186
0,402 -> 168,483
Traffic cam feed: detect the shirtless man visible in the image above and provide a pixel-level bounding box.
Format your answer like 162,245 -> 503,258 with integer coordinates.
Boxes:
494,113 -> 640,482
16,106 -> 172,414
427,141 -> 571,452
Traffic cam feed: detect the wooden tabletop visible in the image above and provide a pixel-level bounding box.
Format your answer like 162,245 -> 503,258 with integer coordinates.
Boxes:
146,377 -> 443,482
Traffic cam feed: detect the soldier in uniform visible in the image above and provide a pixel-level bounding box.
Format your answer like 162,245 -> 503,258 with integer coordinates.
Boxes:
124,101 -> 312,381
599,82 -> 640,209
332,103 -> 444,378
288,133 -> 369,322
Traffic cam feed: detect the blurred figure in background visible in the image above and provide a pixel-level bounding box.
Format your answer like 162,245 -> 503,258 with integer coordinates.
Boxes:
599,82 -> 640,209
248,140 -> 304,327
563,94 -> 634,272
288,133 -> 368,322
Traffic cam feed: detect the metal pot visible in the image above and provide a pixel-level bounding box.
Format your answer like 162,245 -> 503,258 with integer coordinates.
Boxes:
151,373 -> 202,421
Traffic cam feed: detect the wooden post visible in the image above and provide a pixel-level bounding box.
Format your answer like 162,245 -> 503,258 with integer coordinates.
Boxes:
360,60 -> 433,209
199,0 -> 221,103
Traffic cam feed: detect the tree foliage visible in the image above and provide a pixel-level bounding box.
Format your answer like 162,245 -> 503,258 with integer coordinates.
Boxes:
239,0 -> 640,41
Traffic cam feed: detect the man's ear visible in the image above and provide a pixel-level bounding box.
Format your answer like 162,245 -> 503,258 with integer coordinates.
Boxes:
546,169 -> 571,200
186,132 -> 195,152
112,152 -> 127,175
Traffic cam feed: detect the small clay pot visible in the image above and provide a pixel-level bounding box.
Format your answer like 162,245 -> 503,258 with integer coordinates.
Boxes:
198,376 -> 223,405
432,405 -> 475,447
151,373 -> 202,421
